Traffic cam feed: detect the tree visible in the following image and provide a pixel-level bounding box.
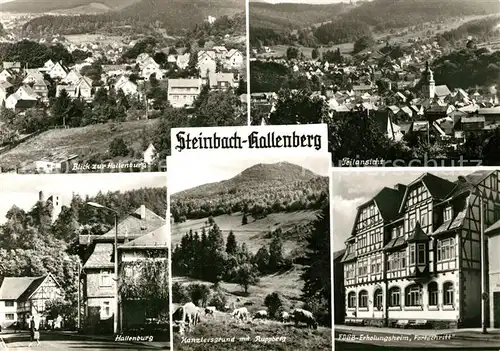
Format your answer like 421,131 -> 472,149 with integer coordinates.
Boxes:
191,90 -> 245,127
301,201 -> 331,326
311,48 -> 320,60
241,212 -> 248,225
268,231 -> 285,272
269,89 -> 328,125
264,292 -> 283,319
109,137 -> 129,157
234,263 -> 259,294
187,283 -> 211,307
226,230 -> 237,255
353,35 -> 375,54
286,46 -> 300,60
253,246 -> 270,274
51,89 -> 71,126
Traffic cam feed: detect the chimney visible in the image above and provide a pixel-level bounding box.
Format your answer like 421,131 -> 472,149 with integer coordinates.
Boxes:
140,205 -> 146,220
39,190 -> 45,202
394,183 -> 406,193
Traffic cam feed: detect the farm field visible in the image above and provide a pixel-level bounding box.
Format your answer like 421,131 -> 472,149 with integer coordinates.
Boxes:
171,210 -> 319,254
172,267 -> 332,351
0,119 -> 159,170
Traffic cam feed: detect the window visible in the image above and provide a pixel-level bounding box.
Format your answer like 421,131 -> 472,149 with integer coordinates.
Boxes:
437,238 -> 456,262
5,300 -> 14,307
348,292 -> 356,308
374,289 -> 383,310
405,284 -> 422,306
409,213 -> 416,231
102,301 -> 111,317
389,287 -> 401,307
409,245 -> 415,265
5,313 -> 14,320
358,259 -> 368,276
417,243 -> 426,264
99,270 -> 112,287
444,282 -> 454,306
388,251 -> 406,271
359,290 -> 368,308
371,256 -> 382,274
428,282 -> 438,306
495,204 -> 500,222
346,264 -> 355,279
444,206 -> 453,222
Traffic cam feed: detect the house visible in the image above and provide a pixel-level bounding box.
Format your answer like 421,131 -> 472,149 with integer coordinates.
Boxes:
143,143 -> 157,165
197,51 -> 217,78
49,62 -> 69,80
167,78 -> 202,108
23,69 -> 44,85
176,53 -> 190,70
118,224 -> 168,330
0,69 -> 13,82
42,59 -> 55,72
35,153 -> 79,173
80,205 -> 165,333
342,170 -> 500,328
56,77 -> 93,99
208,72 -> 238,90
5,85 -> 39,110
115,76 -> 138,96
62,69 -> 83,85
31,79 -> 49,100
225,49 -> 244,69
141,62 -> 164,81
2,61 -> 21,72
0,80 -> 13,106
0,274 -> 63,329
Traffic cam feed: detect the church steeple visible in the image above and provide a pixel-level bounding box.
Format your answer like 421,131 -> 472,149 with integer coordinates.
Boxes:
421,61 -> 435,99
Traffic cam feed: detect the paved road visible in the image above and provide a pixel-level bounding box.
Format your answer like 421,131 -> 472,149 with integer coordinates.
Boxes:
1,332 -> 168,350
335,330 -> 500,350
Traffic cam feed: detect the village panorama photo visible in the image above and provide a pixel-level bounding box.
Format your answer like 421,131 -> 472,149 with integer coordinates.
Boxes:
0,172 -> 169,350
167,151 -> 332,350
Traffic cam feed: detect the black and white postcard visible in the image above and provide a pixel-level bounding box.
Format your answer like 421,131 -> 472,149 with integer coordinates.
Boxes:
249,0 -> 500,167
0,0 -> 247,173
167,151 -> 332,350
0,172 -> 168,350
332,167 -> 500,350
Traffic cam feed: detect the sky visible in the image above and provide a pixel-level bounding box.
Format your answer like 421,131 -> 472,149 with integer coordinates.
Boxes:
0,173 -> 166,224
331,167 -> 499,251
168,152 -> 330,195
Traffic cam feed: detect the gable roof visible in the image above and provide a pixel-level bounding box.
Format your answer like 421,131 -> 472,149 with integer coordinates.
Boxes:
83,243 -> 114,269
435,85 -> 451,97
120,224 -> 168,249
98,206 -> 164,240
0,276 -> 45,300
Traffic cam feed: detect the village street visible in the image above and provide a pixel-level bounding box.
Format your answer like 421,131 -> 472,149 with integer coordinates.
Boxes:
0,331 -> 169,350
335,325 -> 500,350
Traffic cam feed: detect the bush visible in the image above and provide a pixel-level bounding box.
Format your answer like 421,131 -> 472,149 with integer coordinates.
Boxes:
109,137 -> 129,157
208,290 -> 227,311
172,282 -> 190,304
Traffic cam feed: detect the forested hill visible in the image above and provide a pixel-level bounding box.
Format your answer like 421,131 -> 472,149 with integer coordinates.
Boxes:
170,162 -> 328,221
0,0 -> 140,13
249,2 -> 355,31
251,0 -> 500,46
20,0 -> 245,36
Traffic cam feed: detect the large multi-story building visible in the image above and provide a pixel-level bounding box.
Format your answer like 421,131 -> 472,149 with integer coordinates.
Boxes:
341,170 -> 500,328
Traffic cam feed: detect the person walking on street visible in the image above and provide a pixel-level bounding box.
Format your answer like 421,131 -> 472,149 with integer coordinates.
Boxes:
27,315 -> 40,347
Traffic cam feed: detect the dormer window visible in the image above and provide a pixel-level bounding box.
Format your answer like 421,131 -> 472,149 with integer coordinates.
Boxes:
444,206 -> 453,221
417,243 -> 426,264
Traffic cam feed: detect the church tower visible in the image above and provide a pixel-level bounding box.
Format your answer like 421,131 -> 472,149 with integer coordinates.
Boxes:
421,61 -> 435,99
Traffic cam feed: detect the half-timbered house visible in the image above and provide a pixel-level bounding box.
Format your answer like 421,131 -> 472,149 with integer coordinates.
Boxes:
342,170 -> 500,328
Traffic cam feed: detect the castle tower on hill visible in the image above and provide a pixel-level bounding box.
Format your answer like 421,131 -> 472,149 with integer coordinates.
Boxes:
39,190 -> 62,223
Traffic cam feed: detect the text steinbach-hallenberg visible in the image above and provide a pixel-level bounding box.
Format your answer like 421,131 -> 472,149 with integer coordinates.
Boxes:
174,131 -> 322,152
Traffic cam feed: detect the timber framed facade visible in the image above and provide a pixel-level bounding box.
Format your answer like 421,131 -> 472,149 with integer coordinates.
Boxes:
341,170 -> 500,329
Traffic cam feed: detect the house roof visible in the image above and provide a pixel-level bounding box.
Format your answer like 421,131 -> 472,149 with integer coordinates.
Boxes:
407,222 -> 430,242
120,224 -> 168,249
168,78 -> 202,89
0,276 -> 45,300
478,107 -> 500,115
99,206 -> 165,240
462,116 -> 485,123
434,85 -> 451,97
83,243 -> 114,269
333,249 -> 346,262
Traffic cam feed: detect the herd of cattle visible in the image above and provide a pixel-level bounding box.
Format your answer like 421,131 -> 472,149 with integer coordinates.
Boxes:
172,302 -> 318,335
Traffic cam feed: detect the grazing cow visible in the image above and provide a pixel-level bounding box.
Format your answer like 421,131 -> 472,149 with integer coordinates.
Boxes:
253,310 -> 268,319
291,308 -> 318,329
232,307 -> 249,321
280,311 -> 290,322
181,302 -> 201,328
205,306 -> 216,316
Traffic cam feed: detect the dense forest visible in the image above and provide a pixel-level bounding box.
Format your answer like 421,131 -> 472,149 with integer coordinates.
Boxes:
251,0 -> 499,47
21,0 -> 244,36
172,201 -> 331,324
0,186 -> 165,323
436,15 -> 500,47
0,0 -> 140,13
432,48 -> 500,89
170,163 -> 328,222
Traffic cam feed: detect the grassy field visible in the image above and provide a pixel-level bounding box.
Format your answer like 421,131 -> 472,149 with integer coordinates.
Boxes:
171,211 -> 319,254
0,119 -> 159,169
172,269 -> 332,351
